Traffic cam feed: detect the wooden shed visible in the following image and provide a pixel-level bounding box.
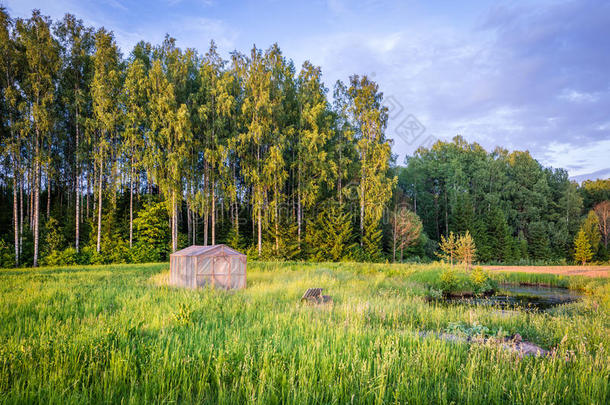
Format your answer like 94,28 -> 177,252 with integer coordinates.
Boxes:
169,245 -> 247,290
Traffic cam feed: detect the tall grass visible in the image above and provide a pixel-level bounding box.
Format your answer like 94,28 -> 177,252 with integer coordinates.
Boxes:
0,262 -> 608,404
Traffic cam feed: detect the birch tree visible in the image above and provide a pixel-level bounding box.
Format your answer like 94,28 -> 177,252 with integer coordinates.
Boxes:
91,28 -> 120,253
16,10 -> 60,266
55,14 -> 93,253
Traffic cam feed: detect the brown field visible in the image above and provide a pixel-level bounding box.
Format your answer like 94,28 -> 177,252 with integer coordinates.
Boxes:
481,265 -> 610,278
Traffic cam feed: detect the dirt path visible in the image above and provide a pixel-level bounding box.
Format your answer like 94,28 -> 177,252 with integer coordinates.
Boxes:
481,265 -> 609,278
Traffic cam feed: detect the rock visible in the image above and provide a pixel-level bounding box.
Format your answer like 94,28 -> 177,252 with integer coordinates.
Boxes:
419,330 -> 549,358
502,341 -> 549,357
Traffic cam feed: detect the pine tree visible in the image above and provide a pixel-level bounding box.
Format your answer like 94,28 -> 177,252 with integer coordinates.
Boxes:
573,229 -> 593,265
472,218 -> 491,263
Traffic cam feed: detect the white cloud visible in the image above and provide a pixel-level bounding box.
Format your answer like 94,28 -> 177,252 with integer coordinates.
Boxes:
558,89 -> 600,103
542,139 -> 610,177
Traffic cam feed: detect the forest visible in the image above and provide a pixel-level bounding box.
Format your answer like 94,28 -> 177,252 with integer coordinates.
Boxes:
1,9 -> 609,268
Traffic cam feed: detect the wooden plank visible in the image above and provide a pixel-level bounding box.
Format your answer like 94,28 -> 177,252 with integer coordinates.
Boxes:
301,288 -> 323,300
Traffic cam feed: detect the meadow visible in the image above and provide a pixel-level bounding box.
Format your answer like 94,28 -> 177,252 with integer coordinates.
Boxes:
0,262 -> 608,404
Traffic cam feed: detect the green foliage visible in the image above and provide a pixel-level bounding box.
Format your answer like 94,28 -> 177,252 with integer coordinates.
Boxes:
527,221 -> 550,260
359,218 -> 384,262
485,207 -> 512,262
0,239 -> 14,268
132,201 -> 169,263
440,267 -> 460,293
574,229 -> 593,265
436,231 -> 457,265
261,220 -> 300,261
456,231 -> 476,269
0,7 -> 603,267
42,247 -> 78,266
399,137 -> 589,265
306,205 -> 356,262
580,179 -> 610,210
42,217 -> 65,257
469,266 -> 497,294
581,210 -> 601,256
445,321 -> 490,338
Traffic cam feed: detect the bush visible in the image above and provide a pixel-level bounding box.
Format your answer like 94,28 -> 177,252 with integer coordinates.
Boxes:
132,201 -> 169,262
77,246 -> 95,265
469,266 -> 497,295
440,267 -> 461,293
0,239 -> 14,268
42,247 -> 78,266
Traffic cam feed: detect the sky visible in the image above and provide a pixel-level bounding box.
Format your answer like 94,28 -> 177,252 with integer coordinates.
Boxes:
4,0 -> 610,181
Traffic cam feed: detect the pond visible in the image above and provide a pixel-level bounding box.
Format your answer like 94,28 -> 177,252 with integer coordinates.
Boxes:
445,284 -> 583,310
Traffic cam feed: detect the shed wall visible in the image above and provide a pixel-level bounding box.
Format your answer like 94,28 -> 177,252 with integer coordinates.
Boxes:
170,248 -> 246,290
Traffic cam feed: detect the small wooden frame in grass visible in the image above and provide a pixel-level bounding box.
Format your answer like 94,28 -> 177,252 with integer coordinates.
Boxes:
301,288 -> 332,304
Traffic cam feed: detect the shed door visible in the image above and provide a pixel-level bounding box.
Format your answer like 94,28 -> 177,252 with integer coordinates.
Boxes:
213,256 -> 230,288
196,257 -> 212,287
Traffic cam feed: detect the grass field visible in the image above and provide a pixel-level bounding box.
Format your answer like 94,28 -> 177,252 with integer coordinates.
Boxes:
1,262 -> 609,404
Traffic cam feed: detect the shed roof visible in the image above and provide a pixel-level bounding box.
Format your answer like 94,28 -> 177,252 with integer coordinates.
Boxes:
170,244 -> 246,257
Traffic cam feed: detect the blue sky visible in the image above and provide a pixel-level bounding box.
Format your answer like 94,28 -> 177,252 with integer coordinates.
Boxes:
4,0 -> 610,180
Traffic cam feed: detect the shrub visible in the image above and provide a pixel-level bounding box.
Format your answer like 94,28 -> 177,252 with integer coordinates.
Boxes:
469,266 -> 497,294
0,239 -> 14,268
132,201 -> 169,262
42,247 -> 78,266
77,246 -> 95,265
440,267 -> 460,293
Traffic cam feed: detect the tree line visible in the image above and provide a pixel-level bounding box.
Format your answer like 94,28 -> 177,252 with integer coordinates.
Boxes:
0,9 -> 608,267
398,139 -> 609,264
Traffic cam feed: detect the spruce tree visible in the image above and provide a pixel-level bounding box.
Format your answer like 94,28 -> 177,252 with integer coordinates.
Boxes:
486,207 -> 512,262
581,210 -> 601,257
307,205 -> 355,261
527,221 -> 550,261
573,229 -> 593,265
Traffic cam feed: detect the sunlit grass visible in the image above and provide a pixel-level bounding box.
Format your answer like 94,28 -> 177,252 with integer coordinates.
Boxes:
0,262 -> 608,404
